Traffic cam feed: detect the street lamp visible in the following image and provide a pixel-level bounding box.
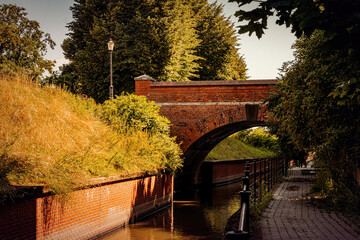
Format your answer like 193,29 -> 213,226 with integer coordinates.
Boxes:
107,39 -> 115,98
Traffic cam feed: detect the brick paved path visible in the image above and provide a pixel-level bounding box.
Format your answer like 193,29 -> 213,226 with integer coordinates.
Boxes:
261,167 -> 360,240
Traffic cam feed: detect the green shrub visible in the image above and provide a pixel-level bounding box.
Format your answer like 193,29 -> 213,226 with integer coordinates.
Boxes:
236,128 -> 279,152
99,93 -> 182,173
100,94 -> 170,134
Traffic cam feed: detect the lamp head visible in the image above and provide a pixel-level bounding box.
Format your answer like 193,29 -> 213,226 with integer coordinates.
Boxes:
107,39 -> 114,51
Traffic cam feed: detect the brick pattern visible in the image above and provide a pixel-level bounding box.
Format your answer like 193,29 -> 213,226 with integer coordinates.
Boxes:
135,79 -> 278,103
262,168 -> 360,240
201,160 -> 247,185
0,199 -> 37,239
201,158 -> 282,186
0,174 -> 173,240
135,79 -> 276,152
148,85 -> 273,103
160,104 -> 269,151
160,104 -> 248,150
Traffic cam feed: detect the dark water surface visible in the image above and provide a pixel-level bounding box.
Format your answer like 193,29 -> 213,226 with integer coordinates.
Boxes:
100,182 -> 243,240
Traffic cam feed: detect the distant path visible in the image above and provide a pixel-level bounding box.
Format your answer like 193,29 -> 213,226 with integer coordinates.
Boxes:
261,167 -> 360,240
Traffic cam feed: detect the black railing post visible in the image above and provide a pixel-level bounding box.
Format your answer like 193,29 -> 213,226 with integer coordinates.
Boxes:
285,159 -> 289,175
253,159 -> 257,205
244,161 -> 250,191
240,190 -> 251,232
240,161 -> 251,233
275,157 -> 278,184
270,158 -> 274,189
283,158 -> 286,176
259,159 -> 262,200
224,157 -> 289,240
267,158 -> 270,192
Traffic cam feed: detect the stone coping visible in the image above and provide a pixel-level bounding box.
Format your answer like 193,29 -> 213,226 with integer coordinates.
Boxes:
149,79 -> 278,87
203,156 -> 279,164
5,170 -> 167,201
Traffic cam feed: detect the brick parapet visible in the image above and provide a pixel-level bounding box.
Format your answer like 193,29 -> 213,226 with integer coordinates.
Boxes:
134,78 -> 278,103
149,85 -> 276,103
151,79 -> 278,87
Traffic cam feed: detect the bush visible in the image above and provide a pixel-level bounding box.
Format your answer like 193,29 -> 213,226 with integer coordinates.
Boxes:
100,94 -> 171,134
99,94 -> 183,173
236,128 -> 279,152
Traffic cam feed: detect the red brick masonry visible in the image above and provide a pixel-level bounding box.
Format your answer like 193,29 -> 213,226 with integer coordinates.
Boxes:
201,157 -> 281,185
135,76 -> 278,152
0,174 -> 173,240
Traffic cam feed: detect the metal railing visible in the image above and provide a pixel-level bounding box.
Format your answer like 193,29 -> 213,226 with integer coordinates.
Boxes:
224,157 -> 288,240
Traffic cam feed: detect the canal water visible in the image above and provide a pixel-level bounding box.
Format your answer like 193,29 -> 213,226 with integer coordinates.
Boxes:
100,181 -> 243,240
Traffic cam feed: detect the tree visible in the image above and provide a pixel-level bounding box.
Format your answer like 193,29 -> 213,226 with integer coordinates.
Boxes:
266,96 -> 307,166
230,0 -> 360,53
194,2 -> 248,80
267,31 -> 360,207
0,4 -> 55,77
62,0 -> 200,102
160,0 -> 202,81
61,0 -> 248,102
232,1 -> 360,207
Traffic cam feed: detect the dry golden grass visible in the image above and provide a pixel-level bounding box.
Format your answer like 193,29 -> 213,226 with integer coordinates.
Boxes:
0,74 -> 181,196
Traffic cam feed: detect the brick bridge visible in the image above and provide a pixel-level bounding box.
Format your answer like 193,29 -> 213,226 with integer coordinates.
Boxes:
135,75 -> 278,187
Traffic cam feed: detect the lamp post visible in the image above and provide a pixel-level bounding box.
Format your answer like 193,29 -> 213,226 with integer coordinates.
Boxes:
107,39 -> 115,98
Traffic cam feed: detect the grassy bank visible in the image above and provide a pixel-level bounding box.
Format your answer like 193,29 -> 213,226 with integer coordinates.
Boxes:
205,130 -> 277,160
0,74 -> 182,198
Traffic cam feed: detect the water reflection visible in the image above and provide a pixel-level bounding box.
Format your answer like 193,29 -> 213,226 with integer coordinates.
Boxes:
100,181 -> 243,240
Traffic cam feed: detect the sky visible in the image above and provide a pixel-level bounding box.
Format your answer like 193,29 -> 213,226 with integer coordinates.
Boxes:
3,0 -> 297,79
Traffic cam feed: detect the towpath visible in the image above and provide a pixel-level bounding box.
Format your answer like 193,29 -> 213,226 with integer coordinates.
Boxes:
261,167 -> 360,240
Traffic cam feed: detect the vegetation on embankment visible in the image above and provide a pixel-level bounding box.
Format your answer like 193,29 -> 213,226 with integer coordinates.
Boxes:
0,73 -> 182,199
205,128 -> 279,160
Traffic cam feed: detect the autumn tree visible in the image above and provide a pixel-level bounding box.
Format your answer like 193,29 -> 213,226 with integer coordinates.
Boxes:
0,4 -> 55,77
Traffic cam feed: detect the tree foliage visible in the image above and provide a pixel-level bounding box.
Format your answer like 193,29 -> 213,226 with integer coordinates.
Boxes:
0,4 -> 55,78
60,0 -> 247,102
193,2 -> 248,80
230,0 -> 360,55
159,0 -> 202,81
267,31 -> 360,207
232,0 -> 360,206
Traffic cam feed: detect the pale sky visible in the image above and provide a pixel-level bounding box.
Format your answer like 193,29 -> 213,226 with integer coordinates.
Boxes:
2,0 -> 296,79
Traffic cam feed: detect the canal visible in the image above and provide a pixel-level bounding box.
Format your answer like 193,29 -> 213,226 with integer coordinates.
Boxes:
100,181 -> 243,240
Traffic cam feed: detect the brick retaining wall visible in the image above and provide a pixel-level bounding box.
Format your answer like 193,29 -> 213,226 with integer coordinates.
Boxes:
0,174 -> 173,240
201,159 -> 248,185
201,158 -> 281,186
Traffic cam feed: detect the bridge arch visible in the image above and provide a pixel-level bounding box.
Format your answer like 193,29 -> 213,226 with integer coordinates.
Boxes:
134,75 -> 277,188
182,121 -> 268,186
